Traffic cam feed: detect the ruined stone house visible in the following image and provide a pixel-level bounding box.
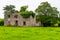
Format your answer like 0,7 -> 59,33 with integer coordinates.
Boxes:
4,13 -> 42,26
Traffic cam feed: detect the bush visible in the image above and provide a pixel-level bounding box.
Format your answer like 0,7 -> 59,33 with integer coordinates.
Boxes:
53,23 -> 59,27
0,19 -> 4,26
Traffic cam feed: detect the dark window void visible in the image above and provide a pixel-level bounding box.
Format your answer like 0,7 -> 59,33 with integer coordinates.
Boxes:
8,15 -> 10,18
15,20 -> 18,26
14,15 -> 18,18
23,21 -> 26,25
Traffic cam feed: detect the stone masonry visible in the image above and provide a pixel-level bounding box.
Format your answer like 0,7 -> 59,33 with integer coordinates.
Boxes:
4,13 -> 42,26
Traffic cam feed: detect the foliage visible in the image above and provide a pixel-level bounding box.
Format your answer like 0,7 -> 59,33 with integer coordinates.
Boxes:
20,6 -> 28,12
20,11 -> 35,18
36,15 -> 58,26
54,23 -> 58,27
20,6 -> 35,18
0,19 -> 4,26
3,5 -> 15,14
35,2 -> 59,17
35,2 -> 59,26
57,17 -> 60,26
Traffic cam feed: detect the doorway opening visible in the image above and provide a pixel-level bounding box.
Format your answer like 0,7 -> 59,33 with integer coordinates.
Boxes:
23,21 -> 26,25
15,20 -> 18,26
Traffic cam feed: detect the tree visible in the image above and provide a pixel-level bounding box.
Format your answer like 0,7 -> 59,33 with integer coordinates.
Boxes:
35,2 -> 59,17
3,5 -> 15,14
20,6 -> 35,18
35,2 -> 59,26
20,11 -> 35,18
20,6 -> 28,12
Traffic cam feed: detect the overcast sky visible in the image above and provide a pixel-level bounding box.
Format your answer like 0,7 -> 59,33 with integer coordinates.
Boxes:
0,0 -> 60,18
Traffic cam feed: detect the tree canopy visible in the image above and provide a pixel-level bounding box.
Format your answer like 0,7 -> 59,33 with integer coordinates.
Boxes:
3,5 -> 15,14
35,2 -> 59,26
20,6 -> 35,18
20,6 -> 28,12
35,2 -> 59,17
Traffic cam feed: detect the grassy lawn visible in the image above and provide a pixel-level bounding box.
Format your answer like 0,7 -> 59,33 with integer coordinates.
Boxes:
0,26 -> 60,40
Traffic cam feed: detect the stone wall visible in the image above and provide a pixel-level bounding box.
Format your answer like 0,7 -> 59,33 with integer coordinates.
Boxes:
4,13 -> 42,26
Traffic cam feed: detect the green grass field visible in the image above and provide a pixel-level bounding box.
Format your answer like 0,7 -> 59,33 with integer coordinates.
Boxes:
0,26 -> 60,40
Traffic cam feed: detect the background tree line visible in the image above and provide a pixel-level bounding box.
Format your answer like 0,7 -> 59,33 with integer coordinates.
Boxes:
0,2 -> 60,27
